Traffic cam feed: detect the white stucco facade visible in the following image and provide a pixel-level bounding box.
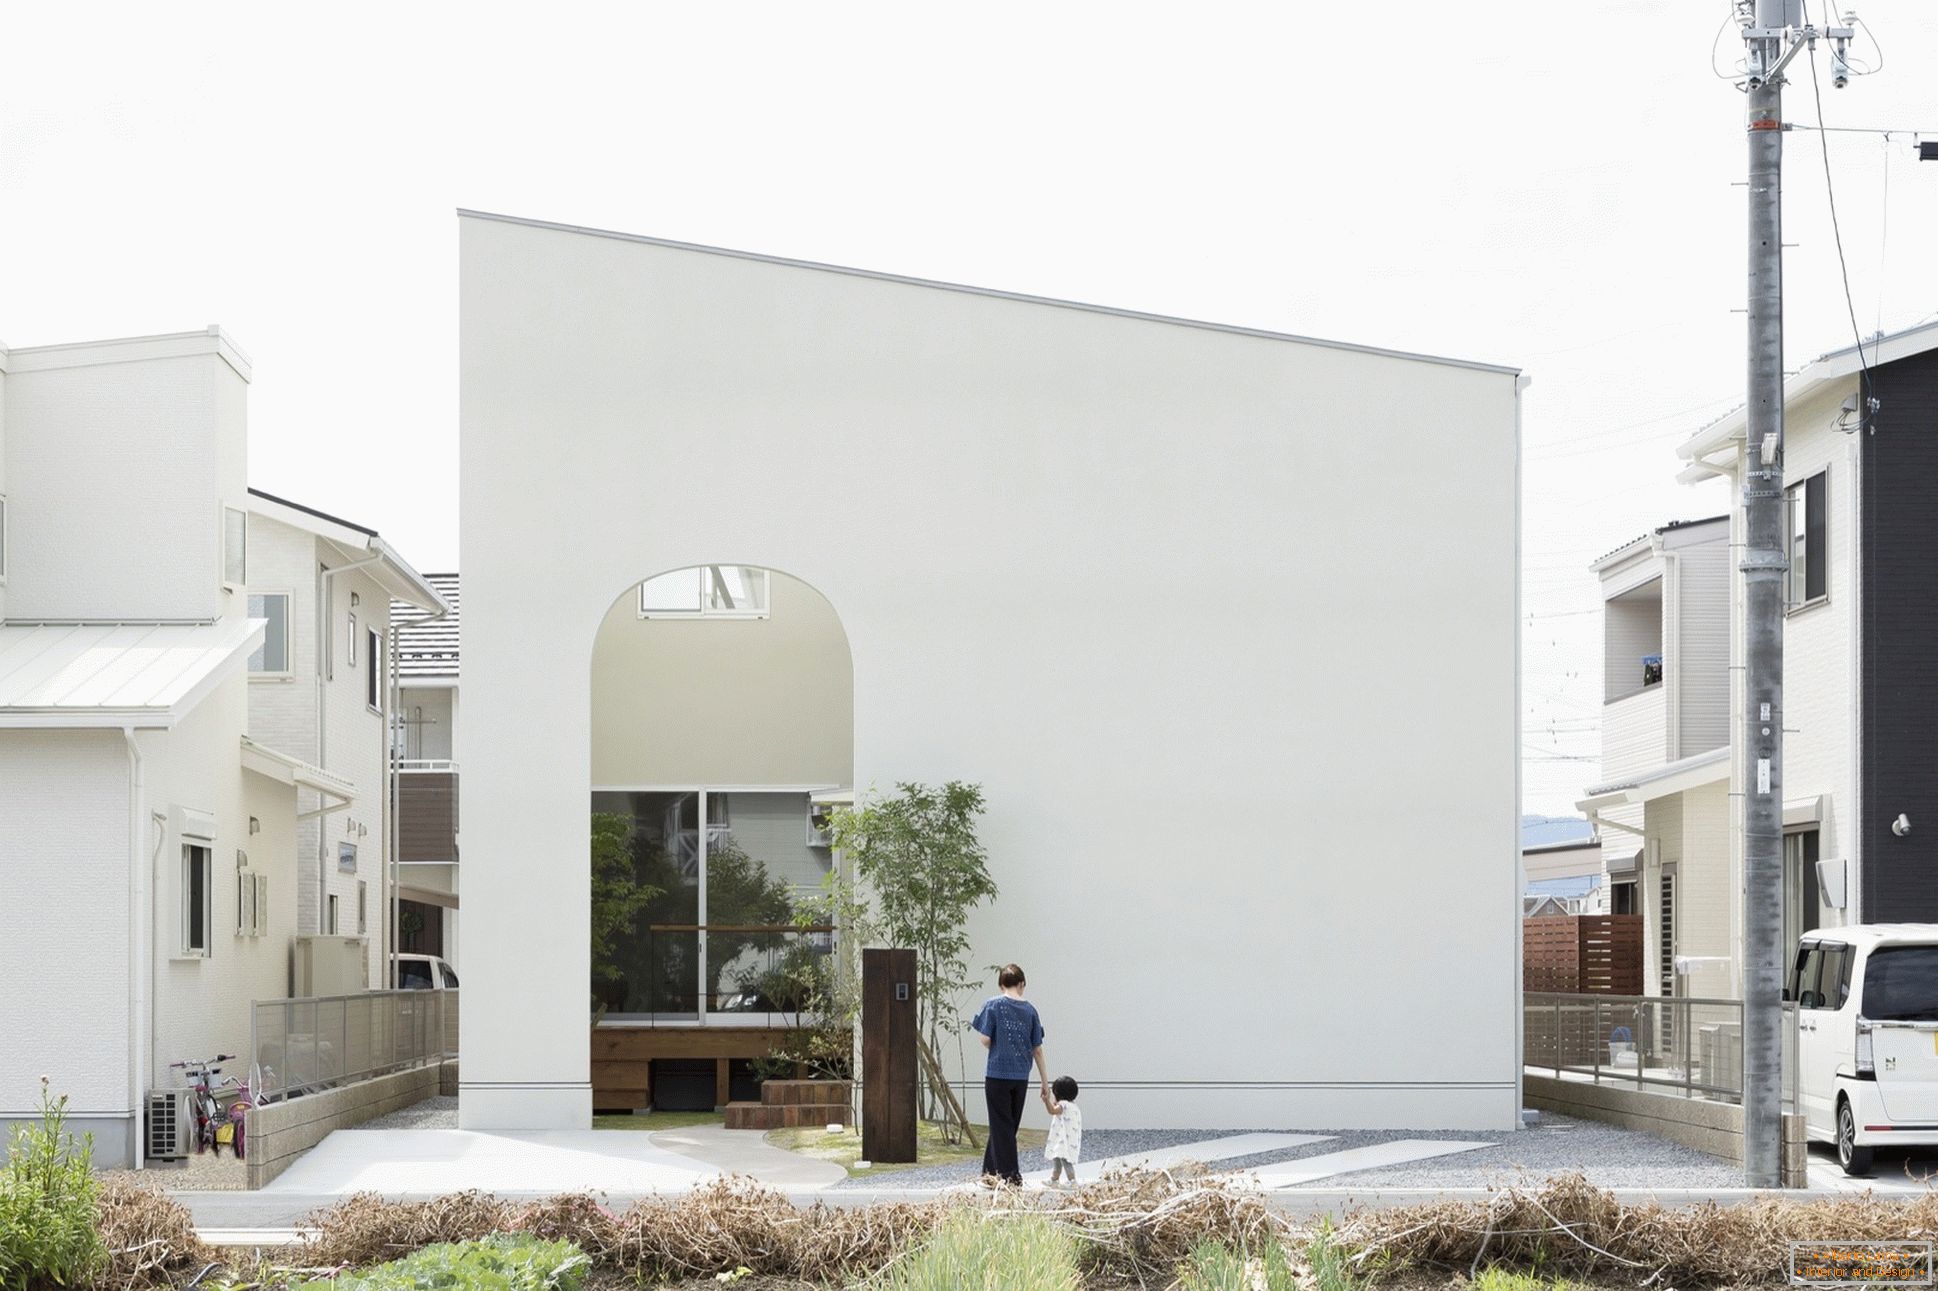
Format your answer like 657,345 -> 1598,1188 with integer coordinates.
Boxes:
458,212 -> 1523,1131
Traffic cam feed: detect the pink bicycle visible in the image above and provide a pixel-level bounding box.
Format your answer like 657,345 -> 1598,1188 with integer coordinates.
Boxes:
169,1054 -> 252,1159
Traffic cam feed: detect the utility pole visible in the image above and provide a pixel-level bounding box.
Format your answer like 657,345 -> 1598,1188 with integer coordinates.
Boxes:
1739,0 -> 1790,1190
1736,0 -> 1857,1189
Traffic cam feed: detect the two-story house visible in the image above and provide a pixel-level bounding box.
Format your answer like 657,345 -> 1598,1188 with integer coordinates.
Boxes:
0,329 -> 339,1166
1673,319 -> 1938,947
244,491 -> 450,992
393,572 -> 460,969
1576,516 -> 1734,998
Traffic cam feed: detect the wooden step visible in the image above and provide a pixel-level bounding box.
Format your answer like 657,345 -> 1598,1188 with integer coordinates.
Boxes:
723,1101 -> 852,1130
759,1079 -> 854,1107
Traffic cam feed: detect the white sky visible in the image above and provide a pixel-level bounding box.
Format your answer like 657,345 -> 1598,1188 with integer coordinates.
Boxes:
5,2 -> 1937,817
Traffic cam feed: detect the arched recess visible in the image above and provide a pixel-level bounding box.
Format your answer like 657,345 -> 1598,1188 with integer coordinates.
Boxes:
585,564 -> 854,1111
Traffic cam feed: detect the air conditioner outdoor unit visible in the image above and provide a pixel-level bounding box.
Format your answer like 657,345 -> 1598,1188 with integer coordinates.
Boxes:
146,1089 -> 193,1161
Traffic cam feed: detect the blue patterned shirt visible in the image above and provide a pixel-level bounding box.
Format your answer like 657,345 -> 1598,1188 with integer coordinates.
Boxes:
972,996 -> 1044,1080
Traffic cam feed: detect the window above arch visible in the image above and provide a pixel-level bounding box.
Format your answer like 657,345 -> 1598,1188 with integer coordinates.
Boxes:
639,566 -> 770,619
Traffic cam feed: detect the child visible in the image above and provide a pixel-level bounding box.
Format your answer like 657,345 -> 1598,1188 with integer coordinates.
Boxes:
1042,1075 -> 1081,1186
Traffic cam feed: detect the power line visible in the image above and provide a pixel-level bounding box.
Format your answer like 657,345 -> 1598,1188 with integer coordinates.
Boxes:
1802,1 -> 1878,387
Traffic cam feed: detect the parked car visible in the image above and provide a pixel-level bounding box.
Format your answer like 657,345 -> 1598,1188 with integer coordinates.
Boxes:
393,953 -> 460,991
1789,924 -> 1938,1175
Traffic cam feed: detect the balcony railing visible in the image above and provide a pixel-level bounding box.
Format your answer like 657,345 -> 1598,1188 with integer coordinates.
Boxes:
598,924 -> 836,1026
1524,991 -> 1796,1108
250,989 -> 457,1102
396,759 -> 459,864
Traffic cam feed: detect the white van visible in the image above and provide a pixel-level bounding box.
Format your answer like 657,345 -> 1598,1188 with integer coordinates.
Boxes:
1790,925 -> 1938,1175
392,953 -> 460,991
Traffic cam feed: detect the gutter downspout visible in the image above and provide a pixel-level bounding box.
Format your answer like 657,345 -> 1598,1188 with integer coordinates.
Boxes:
123,727 -> 148,1171
316,554 -> 385,933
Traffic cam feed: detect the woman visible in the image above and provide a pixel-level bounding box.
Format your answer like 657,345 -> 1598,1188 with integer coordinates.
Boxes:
970,962 -> 1051,1185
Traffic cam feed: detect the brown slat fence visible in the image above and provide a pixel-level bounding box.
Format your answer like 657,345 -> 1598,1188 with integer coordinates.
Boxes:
1523,915 -> 1644,1067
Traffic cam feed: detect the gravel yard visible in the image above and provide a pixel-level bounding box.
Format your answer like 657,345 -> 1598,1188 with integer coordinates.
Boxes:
833,1113 -> 1743,1190
360,1095 -> 461,1130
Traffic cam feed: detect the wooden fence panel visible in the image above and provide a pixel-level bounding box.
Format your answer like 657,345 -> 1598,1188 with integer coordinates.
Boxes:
1523,915 -> 1643,995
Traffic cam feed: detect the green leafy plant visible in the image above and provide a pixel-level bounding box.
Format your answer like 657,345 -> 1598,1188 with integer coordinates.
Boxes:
827,782 -> 996,1124
302,1234 -> 588,1291
870,1213 -> 1079,1291
590,813 -> 660,1010
0,1080 -> 106,1291
1177,1238 -> 1303,1290
1305,1223 -> 1367,1291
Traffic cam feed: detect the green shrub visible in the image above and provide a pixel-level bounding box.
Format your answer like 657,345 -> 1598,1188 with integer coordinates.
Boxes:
1176,1238 -> 1302,1290
1305,1225 -> 1366,1291
304,1234 -> 588,1291
872,1213 -> 1079,1291
0,1081 -> 106,1291
1471,1270 -> 1585,1291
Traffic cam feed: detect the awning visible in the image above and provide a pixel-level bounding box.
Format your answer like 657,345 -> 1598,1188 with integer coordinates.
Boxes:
1604,846 -> 1643,877
399,884 -> 458,910
1785,794 -> 1825,829
0,619 -> 262,729
1577,746 -> 1730,815
240,737 -> 356,801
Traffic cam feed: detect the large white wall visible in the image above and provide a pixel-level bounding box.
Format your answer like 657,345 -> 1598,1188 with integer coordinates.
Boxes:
459,213 -> 1522,1131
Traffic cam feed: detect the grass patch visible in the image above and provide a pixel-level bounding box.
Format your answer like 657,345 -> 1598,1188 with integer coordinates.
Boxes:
302,1234 -> 588,1291
871,1212 -> 1079,1290
591,1110 -> 723,1132
1176,1238 -> 1303,1290
763,1119 -> 1046,1176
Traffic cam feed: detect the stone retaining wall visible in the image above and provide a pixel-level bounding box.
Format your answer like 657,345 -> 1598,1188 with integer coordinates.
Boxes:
244,1060 -> 457,1189
1523,1072 -> 1807,1186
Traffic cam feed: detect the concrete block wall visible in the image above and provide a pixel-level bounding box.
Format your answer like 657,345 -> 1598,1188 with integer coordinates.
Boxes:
243,1059 -> 453,1189
1524,1073 -> 1807,1187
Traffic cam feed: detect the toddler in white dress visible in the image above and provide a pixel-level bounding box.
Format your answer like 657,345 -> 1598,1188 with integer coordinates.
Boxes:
1042,1075 -> 1082,1185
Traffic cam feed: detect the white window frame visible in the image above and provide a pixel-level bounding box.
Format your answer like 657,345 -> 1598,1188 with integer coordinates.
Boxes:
326,894 -> 340,936
236,852 -> 255,937
347,611 -> 358,668
1785,469 -> 1829,611
357,880 -> 368,935
339,840 -> 358,874
222,506 -> 248,590
254,873 -> 269,936
247,590 -> 294,677
638,566 -> 771,620
0,493 -> 9,584
182,843 -> 213,958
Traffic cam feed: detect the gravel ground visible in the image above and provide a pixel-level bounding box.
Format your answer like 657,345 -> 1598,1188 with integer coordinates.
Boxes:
833,1113 -> 1742,1191
101,1147 -> 249,1191
360,1095 -> 460,1130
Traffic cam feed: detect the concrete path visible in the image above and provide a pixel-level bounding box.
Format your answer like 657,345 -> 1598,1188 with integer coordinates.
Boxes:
646,1124 -> 847,1190
1022,1132 -> 1333,1185
262,1129 -> 717,1195
1243,1138 -> 1495,1188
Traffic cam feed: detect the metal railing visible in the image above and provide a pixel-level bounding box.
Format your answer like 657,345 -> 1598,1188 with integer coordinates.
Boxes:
1524,991 -> 1798,1109
250,989 -> 457,1102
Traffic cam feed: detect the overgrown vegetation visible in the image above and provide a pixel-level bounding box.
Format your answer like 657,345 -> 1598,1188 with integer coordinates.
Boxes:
871,1212 -> 1080,1291
0,1082 -> 106,1291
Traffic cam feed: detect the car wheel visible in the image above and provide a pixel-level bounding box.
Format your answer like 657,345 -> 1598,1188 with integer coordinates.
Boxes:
1838,1099 -> 1874,1176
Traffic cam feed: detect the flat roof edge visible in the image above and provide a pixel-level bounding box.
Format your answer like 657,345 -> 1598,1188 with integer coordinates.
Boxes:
457,209 -> 1522,378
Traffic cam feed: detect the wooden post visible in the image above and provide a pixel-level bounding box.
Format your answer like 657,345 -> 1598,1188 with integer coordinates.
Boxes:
862,948 -> 918,1163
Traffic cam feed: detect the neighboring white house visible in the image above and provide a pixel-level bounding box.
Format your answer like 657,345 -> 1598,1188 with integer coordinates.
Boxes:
0,329 -> 448,1167
457,211 -> 1523,1132
1575,517 -> 1735,999
0,329 -> 335,1166
1669,321 -> 1938,956
244,490 -> 448,990
393,572 -> 461,967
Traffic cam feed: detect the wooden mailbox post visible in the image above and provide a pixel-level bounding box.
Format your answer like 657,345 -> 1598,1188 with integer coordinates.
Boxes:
861,947 -> 918,1163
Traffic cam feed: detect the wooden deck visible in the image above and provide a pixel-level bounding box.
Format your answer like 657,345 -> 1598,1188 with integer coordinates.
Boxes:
591,1024 -> 797,1111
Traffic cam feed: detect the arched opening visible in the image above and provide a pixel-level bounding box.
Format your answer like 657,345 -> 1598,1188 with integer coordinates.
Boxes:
587,565 -> 854,1113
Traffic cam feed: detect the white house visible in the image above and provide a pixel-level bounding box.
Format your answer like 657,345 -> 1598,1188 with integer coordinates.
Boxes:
0,329 -> 321,1166
457,212 -> 1523,1131
244,490 -> 449,990
1576,517 -> 1734,998
0,328 -> 445,1167
1671,321 -> 1938,953
393,572 -> 461,967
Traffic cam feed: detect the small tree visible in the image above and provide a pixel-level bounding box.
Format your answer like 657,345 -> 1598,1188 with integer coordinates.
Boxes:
827,782 -> 997,1129
590,812 -> 659,1011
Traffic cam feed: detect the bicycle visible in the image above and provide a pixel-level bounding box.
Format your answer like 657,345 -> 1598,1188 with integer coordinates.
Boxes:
169,1054 -> 249,1158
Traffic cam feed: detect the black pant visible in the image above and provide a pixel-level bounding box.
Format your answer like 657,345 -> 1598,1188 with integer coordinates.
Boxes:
982,1078 -> 1029,1184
